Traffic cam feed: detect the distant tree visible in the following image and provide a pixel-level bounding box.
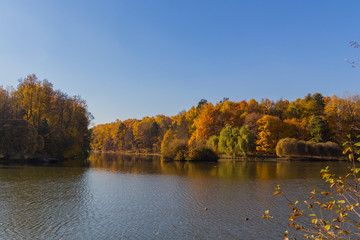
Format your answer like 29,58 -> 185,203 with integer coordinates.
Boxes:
124,127 -> 135,150
283,118 -> 310,140
285,99 -> 302,119
309,116 -> 330,142
247,99 -> 260,113
116,122 -> 127,149
300,93 -> 325,118
274,99 -> 289,120
207,135 -> 219,153
237,125 -> 256,156
133,117 -> 159,151
0,119 -> 39,159
313,93 -> 325,115
197,99 -> 208,109
256,115 -> 286,154
216,100 -> 244,128
219,97 -> 229,103
218,125 -> 240,156
161,129 -> 174,155
189,103 -> 220,146
260,98 -> 275,115
243,112 -> 263,137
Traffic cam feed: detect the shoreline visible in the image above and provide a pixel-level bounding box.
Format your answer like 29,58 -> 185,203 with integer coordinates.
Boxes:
91,151 -> 345,162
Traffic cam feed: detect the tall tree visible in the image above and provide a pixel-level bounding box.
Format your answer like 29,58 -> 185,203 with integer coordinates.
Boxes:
309,116 -> 330,142
256,115 -> 286,154
237,125 -> 256,156
218,125 -> 240,156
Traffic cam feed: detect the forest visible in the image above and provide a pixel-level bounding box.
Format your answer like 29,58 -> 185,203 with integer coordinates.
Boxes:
91,93 -> 360,160
0,74 -> 92,160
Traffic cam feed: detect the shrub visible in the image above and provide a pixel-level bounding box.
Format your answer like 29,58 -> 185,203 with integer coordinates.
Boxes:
206,135 -> 219,153
162,140 -> 188,161
276,138 -> 341,159
189,146 -> 219,161
268,138 -> 360,239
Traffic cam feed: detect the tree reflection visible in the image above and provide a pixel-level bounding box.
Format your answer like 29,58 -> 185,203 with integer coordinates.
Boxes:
87,153 -> 348,180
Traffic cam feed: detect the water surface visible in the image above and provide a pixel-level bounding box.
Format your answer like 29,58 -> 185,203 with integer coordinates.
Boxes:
0,153 -> 351,239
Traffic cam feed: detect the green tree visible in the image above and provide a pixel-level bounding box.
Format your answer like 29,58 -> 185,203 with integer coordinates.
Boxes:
309,116 -> 329,142
197,99 -> 208,109
237,125 -> 255,156
207,135 -> 219,153
218,125 -> 240,156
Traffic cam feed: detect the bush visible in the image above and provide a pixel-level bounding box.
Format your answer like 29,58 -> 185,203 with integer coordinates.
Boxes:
189,146 -> 219,161
276,138 -> 341,159
268,138 -> 360,239
206,135 -> 219,153
162,140 -> 188,161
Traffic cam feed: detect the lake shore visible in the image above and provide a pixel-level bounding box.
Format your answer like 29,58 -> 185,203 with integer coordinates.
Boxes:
90,151 -> 345,162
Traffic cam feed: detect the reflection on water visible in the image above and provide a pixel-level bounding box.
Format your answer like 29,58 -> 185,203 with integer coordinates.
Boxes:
88,152 -> 349,180
0,153 -> 351,239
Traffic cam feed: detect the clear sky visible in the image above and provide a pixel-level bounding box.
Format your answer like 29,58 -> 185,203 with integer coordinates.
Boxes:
0,1 -> 359,125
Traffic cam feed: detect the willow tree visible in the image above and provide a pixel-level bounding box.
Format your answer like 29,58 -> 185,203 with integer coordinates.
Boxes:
218,125 -> 240,156
237,125 -> 255,156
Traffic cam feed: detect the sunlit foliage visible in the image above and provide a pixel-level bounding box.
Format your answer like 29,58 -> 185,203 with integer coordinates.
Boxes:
0,74 -> 92,159
91,93 -> 360,159
256,115 -> 286,154
270,137 -> 360,239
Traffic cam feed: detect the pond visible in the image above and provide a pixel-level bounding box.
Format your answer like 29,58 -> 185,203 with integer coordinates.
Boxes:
0,153 -> 351,239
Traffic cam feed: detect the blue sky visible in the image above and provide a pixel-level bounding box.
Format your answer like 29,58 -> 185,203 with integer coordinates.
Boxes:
0,1 -> 359,125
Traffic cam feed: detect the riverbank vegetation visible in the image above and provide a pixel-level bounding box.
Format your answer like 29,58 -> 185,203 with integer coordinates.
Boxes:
276,138 -> 342,159
91,93 -> 359,160
266,137 -> 360,239
0,74 -> 92,160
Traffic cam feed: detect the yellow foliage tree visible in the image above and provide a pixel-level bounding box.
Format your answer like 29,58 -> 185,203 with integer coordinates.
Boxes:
256,115 -> 286,154
189,103 -> 220,147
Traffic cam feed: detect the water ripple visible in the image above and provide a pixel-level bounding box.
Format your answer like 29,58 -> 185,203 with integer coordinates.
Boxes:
0,159 -> 351,239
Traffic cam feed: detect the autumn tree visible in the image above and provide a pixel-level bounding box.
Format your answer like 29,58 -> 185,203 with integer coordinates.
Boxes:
283,118 -> 310,140
189,103 -> 221,147
243,112 -> 263,137
256,115 -> 286,154
89,93 -> 360,158
0,119 -> 41,159
215,100 -> 245,129
197,99 -> 208,109
260,98 -> 275,115
300,93 -> 325,118
2,74 -> 93,159
133,117 -> 160,152
247,99 -> 261,113
325,95 -> 360,143
285,98 -> 302,119
273,99 -> 289,120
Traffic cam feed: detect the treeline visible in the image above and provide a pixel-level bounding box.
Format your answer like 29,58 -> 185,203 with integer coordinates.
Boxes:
91,93 -> 360,159
0,74 -> 92,160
